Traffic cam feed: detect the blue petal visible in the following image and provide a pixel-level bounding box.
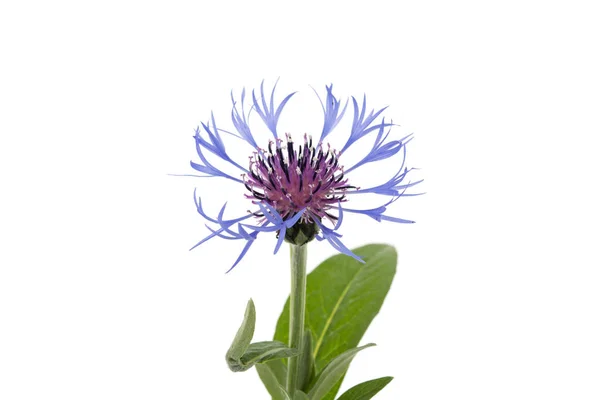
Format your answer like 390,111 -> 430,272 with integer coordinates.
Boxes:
189,228 -> 222,250
226,237 -> 258,273
240,223 -> 280,233
195,192 -> 250,225
312,216 -> 364,262
195,119 -> 248,173
217,203 -> 244,237
351,177 -> 423,196
284,208 -> 306,228
191,136 -> 244,183
236,224 -> 255,240
194,194 -> 217,222
168,173 -> 219,179
333,202 -> 343,230
325,235 -> 364,263
379,215 -> 415,224
316,84 -> 348,143
204,224 -> 240,240
191,200 -> 280,271
190,224 -> 243,251
347,154 -> 422,196
230,88 -> 259,148
273,229 -> 286,254
190,197 -> 256,250
252,80 -> 296,139
256,202 -> 283,225
345,122 -> 409,174
304,208 -> 348,259
334,197 -> 415,225
310,215 -> 342,237
341,95 -> 392,153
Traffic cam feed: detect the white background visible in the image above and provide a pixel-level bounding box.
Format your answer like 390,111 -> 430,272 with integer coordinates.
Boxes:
1,1 -> 599,399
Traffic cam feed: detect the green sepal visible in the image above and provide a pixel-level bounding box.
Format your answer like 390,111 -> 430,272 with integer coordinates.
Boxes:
336,376 -> 394,400
307,344 -> 375,400
283,221 -> 319,246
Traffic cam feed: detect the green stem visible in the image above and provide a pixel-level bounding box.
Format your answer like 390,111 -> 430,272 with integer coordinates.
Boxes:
286,243 -> 307,394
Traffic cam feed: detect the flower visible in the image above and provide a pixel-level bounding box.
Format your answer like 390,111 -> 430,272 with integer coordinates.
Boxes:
186,80 -> 421,271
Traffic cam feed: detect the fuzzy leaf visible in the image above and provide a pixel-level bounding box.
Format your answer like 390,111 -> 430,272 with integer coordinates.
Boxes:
294,390 -> 310,400
227,300 -> 297,373
307,344 -> 375,400
230,341 -> 297,372
256,360 -> 287,399
279,385 -> 292,400
297,329 -> 315,391
240,341 -> 298,368
226,299 -> 256,371
336,377 -> 394,400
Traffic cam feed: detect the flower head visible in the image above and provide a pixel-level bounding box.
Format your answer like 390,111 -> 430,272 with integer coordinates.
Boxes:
186,81 -> 421,271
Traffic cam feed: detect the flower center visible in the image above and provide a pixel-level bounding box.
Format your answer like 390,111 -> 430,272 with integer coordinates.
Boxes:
243,133 -> 355,222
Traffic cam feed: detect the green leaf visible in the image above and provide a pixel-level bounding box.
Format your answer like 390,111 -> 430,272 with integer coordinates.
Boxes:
230,340 -> 298,372
294,390 -> 310,400
274,244 -> 397,399
227,300 -> 297,373
279,385 -> 292,400
240,341 -> 298,368
307,344 -> 375,400
336,377 -> 394,400
256,360 -> 288,400
297,329 -> 315,392
226,299 -> 256,369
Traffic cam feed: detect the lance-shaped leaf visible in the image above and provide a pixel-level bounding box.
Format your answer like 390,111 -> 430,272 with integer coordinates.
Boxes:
297,329 -> 315,392
229,340 -> 298,372
257,332 -> 315,398
274,244 -> 397,399
226,299 -> 256,370
336,377 -> 394,400
307,344 -> 375,400
239,341 -> 298,370
294,390 -> 310,400
256,360 -> 287,400
227,299 -> 298,372
279,385 -> 292,400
